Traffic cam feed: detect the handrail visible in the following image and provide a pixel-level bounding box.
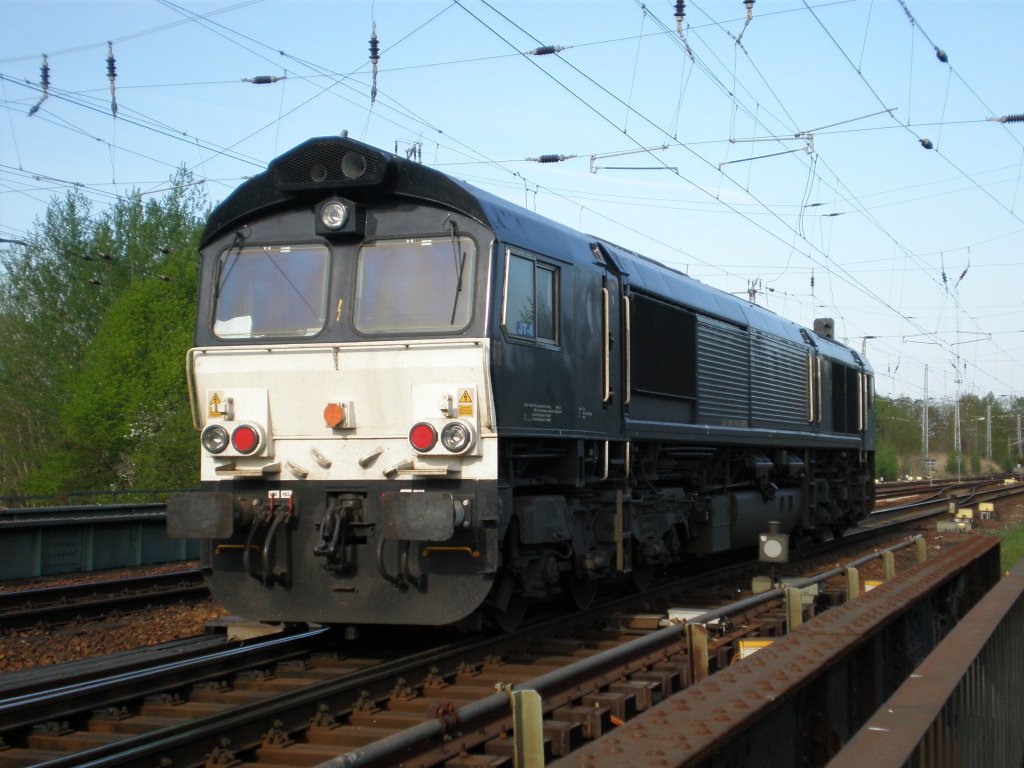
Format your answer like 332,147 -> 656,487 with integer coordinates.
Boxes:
185,348 -> 201,431
826,557 -> 1024,768
601,287 -> 611,403
807,353 -> 815,423
623,294 -> 631,405
858,370 -> 865,432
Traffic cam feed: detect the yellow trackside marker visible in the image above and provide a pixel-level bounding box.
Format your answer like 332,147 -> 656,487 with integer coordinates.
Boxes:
735,638 -> 774,661
509,689 -> 544,768
457,388 -> 474,417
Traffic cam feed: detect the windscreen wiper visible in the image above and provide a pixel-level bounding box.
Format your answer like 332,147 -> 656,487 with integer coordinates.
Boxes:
214,228 -> 247,298
448,219 -> 467,325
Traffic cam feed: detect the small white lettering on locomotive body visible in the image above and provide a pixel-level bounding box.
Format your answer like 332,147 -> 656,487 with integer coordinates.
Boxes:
524,402 -> 562,423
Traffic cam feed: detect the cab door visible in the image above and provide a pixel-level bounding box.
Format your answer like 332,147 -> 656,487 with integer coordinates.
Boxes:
573,243 -> 627,455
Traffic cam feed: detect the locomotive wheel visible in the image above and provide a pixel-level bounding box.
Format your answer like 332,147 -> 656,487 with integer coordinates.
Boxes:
491,592 -> 527,632
631,563 -> 655,592
564,573 -> 598,610
488,571 -> 527,632
831,524 -> 849,539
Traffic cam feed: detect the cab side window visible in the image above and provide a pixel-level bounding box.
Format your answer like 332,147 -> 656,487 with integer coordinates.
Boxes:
505,250 -> 558,343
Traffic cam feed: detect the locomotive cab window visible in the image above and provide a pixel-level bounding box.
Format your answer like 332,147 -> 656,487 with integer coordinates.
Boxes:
504,250 -> 558,343
354,236 -> 477,334
213,244 -> 329,339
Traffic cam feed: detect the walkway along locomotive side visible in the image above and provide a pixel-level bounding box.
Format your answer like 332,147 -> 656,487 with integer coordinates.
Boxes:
167,136 -> 875,629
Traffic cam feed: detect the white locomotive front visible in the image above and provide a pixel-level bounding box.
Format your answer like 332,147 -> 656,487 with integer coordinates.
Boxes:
168,161 -> 508,626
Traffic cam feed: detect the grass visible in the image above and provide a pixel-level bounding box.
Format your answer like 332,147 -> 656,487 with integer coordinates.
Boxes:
997,525 -> 1024,573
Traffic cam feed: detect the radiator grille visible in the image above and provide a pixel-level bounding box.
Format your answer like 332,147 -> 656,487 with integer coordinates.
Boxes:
751,330 -> 808,429
697,317 -> 750,425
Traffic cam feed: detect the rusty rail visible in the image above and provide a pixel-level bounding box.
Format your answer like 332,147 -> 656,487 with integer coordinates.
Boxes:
317,539 -> 923,768
825,556 -> 1024,768
553,535 -> 1002,768
313,537 -> 999,768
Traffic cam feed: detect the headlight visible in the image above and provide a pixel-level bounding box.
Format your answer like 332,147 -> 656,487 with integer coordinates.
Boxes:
440,421 -> 472,453
201,424 -> 229,454
320,201 -> 349,230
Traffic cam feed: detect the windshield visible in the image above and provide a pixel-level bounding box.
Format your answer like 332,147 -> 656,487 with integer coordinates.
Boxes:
354,236 -> 476,333
213,244 -> 329,339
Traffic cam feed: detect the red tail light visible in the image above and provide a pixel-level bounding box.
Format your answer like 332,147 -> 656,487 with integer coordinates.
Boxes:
409,422 -> 437,452
231,424 -> 261,454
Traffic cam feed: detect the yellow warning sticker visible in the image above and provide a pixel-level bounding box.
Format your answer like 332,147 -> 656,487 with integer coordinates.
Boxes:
208,392 -> 222,417
457,388 -> 474,417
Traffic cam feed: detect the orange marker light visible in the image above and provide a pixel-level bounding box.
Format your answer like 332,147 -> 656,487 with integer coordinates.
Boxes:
323,402 -> 346,428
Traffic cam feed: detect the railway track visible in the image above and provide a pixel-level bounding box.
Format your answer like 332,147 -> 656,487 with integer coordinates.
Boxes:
0,568 -> 208,631
874,473 -> 1013,496
865,479 -> 1024,530
0,478 -> 993,634
0,521 -> 973,768
1,486 -> 1021,767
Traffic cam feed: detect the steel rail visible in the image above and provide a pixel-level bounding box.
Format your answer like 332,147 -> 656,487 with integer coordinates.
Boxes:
316,536 -> 928,768
862,482 -> 1024,530
0,569 -> 207,630
0,627 -> 330,734
0,568 -> 203,604
5,535 -> 926,768
874,474 -> 1013,496
23,630 -> 505,768
0,633 -> 232,700
549,535 -> 1002,768
4,493 -> 1008,768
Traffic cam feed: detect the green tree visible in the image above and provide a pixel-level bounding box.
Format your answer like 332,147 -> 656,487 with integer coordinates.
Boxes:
874,395 -> 921,477
27,266 -> 199,492
875,442 -> 899,481
0,169 -> 205,498
945,453 -> 962,477
0,192 -> 100,497
969,451 -> 982,476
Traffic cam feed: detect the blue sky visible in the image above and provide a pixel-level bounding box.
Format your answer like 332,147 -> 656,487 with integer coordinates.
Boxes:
1,0 -> 1022,402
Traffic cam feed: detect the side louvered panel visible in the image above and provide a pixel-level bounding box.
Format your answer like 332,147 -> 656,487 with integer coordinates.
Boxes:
697,317 -> 750,425
751,331 -> 808,429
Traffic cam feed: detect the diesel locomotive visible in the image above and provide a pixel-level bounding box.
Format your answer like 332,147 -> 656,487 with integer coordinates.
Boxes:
167,135 -> 875,630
